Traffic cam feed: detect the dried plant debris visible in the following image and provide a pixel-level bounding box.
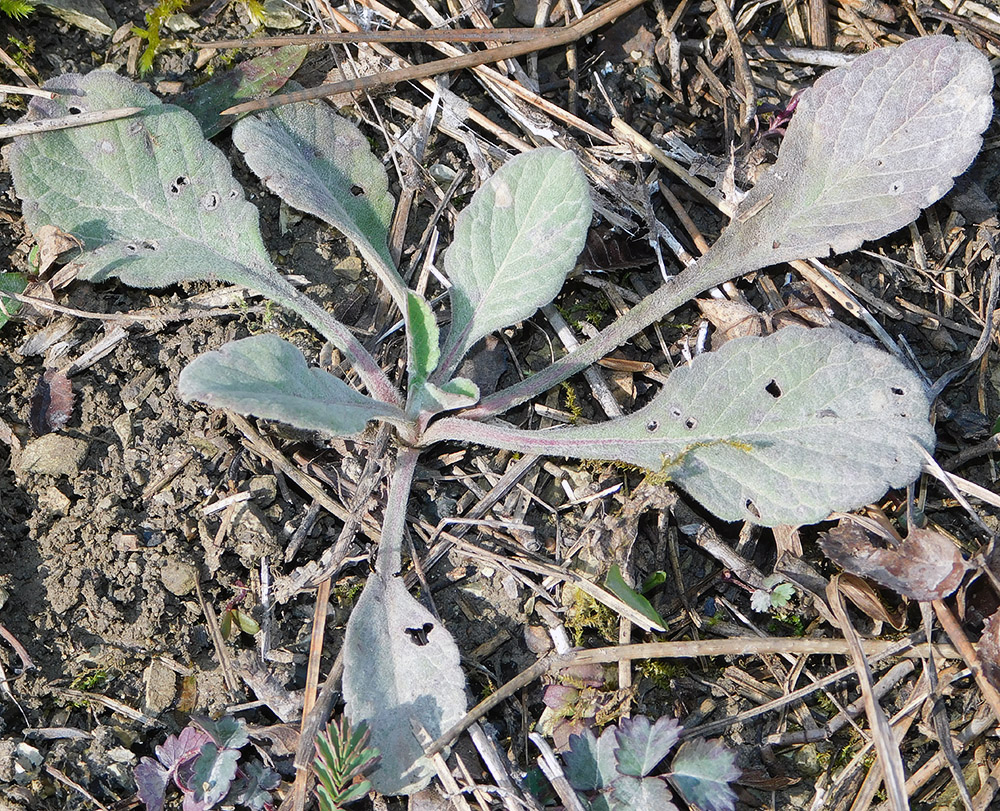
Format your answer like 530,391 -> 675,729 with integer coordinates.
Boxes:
819,520 -> 969,602
29,368 -> 74,435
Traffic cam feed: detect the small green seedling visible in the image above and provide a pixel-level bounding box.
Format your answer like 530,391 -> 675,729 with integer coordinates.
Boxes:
8,35 -> 992,794
313,716 -> 380,810
541,715 -> 740,811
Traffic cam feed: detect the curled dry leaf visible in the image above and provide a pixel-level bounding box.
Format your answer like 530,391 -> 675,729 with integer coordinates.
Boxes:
819,521 -> 968,601
979,610 -> 1000,693
35,224 -> 82,274
29,368 -> 74,435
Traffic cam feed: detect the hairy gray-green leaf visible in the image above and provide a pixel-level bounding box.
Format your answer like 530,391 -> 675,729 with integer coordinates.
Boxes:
232,100 -> 403,307
10,72 -> 276,290
10,72 -> 400,404
439,148 -> 591,375
430,327 -> 934,526
710,36 -> 992,272
407,291 -> 440,385
177,335 -> 404,436
343,573 -> 466,795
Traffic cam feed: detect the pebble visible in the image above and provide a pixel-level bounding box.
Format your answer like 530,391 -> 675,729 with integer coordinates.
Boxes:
160,561 -> 199,597
18,434 -> 88,478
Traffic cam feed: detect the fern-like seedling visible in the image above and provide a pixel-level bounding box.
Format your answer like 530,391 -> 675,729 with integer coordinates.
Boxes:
314,717 -> 380,810
0,0 -> 34,19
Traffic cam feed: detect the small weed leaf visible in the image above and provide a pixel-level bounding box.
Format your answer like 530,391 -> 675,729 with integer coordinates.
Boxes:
191,715 -> 250,750
439,148 -> 592,375
230,761 -> 281,811
313,717 -> 379,810
614,716 -> 681,778
135,758 -> 170,811
667,739 -> 740,811
177,335 -> 405,437
608,775 -> 679,811
187,743 -> 241,808
563,727 -> 619,792
604,565 -> 667,633
0,272 -> 26,329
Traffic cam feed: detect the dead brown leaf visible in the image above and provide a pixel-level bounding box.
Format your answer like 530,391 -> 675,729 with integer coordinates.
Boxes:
696,297 -> 763,346
819,520 -> 968,602
35,224 -> 82,274
979,609 -> 1000,694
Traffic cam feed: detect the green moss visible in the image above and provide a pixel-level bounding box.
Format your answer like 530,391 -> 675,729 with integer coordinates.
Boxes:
564,589 -> 618,646
132,0 -> 188,75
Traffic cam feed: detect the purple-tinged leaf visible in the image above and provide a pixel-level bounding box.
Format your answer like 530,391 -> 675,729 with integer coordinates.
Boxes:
188,743 -> 240,809
819,521 -> 968,601
172,46 -> 308,138
437,326 -> 934,526
29,368 -> 74,435
614,716 -> 681,778
135,757 -> 170,811
608,775 -> 679,811
156,726 -> 212,772
667,739 -> 740,811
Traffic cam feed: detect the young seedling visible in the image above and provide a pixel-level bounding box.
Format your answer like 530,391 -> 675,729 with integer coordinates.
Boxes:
8,34 -> 992,794
134,715 -> 280,811
551,716 -> 740,811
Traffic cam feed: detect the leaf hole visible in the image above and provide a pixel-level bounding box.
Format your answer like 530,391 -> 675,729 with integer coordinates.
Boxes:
125,243 -> 138,254
202,192 -> 220,211
349,184 -> 365,197
745,499 -> 761,519
140,240 -> 158,251
684,416 -> 698,430
404,622 -> 434,646
891,386 -> 905,396
228,189 -> 239,199
765,379 -> 782,398
646,420 -> 659,433
669,405 -> 683,420
875,159 -> 884,167
890,183 -> 901,194
67,105 -> 83,115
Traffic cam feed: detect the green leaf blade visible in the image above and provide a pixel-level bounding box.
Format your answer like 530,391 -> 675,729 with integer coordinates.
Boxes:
441,148 -> 591,371
231,101 -> 403,306
667,739 -> 740,811
172,46 -> 308,138
604,565 -> 666,632
177,335 -> 404,436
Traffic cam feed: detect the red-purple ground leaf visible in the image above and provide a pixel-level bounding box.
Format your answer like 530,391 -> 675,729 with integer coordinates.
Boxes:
29,368 -> 73,435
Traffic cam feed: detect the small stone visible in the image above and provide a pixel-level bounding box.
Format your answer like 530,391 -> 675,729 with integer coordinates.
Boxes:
38,485 -> 72,516
161,561 -> 198,597
143,660 -> 177,715
248,475 -> 277,506
18,434 -> 88,478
